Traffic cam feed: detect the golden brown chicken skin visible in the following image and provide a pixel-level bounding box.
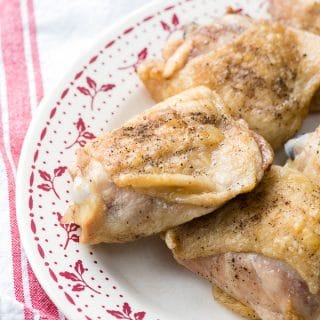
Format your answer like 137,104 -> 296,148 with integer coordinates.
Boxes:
269,0 -> 320,35
139,21 -> 320,149
165,166 -> 320,319
160,14 -> 253,78
268,0 -> 320,112
63,87 -> 272,244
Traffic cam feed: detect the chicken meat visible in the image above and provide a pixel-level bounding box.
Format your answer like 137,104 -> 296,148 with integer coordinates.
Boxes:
63,86 -> 272,244
138,21 -> 320,149
165,165 -> 320,319
269,0 -> 320,35
160,14 -> 253,78
268,0 -> 320,111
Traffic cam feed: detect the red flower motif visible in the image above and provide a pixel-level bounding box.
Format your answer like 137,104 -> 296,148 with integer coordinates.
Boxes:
137,48 -> 148,61
37,166 -> 67,199
86,77 -> 96,89
118,48 -> 148,72
123,303 -> 131,316
57,212 -> 80,250
65,117 -> 96,150
38,183 -> 51,191
100,84 -> 116,91
75,259 -> 85,274
59,259 -> 100,294
160,21 -> 170,31
60,271 -> 79,282
77,87 -> 91,96
107,302 -> 146,320
134,312 -> 146,320
72,283 -> 85,291
54,166 -> 68,177
76,117 -> 86,131
39,170 -> 51,181
160,13 -> 183,38
172,13 -> 179,26
107,311 -> 126,319
77,76 -> 116,110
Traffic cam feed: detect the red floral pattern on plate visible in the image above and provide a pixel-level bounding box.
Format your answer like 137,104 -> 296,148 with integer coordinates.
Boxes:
37,166 -> 67,199
118,48 -> 148,72
160,13 -> 183,38
18,1 -> 269,319
107,302 -> 145,320
77,76 -> 115,110
60,260 -> 101,294
66,117 -> 96,149
56,212 -> 80,250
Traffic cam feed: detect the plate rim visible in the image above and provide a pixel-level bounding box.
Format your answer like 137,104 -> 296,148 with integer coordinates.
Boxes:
15,0 -> 178,319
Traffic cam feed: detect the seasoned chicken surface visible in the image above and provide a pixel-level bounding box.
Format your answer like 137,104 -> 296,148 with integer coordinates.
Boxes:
63,87 -> 272,244
285,125 -> 320,184
161,14 -> 253,78
139,22 -> 320,149
165,166 -> 320,319
268,0 -> 320,111
269,0 -> 320,35
189,253 -> 320,320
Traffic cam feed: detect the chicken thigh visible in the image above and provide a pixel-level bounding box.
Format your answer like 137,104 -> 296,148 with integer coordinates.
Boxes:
165,166 -> 320,319
139,21 -> 320,149
269,0 -> 320,35
160,14 -> 253,78
268,0 -> 320,111
63,87 -> 272,244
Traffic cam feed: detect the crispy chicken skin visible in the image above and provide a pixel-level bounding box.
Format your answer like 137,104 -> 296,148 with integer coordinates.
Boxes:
63,87 -> 272,244
165,166 -> 320,319
269,0 -> 320,35
160,14 -> 253,78
138,21 -> 320,149
268,0 -> 320,111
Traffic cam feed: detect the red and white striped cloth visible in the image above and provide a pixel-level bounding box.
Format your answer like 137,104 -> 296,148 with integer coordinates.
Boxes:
0,1 -> 147,318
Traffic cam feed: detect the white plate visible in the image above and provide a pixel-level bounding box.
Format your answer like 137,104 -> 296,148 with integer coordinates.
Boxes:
16,0 -> 320,319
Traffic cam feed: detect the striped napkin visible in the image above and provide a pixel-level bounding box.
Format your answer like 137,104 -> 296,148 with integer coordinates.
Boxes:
0,0 -> 147,318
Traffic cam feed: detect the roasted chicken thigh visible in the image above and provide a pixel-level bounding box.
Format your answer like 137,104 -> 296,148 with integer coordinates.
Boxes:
139,21 -> 320,149
160,14 -> 253,78
165,165 -> 320,319
268,0 -> 320,111
269,0 -> 320,35
63,87 -> 272,244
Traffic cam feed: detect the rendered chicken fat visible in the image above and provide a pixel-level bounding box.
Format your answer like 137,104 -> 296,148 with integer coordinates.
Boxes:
72,177 -> 91,204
